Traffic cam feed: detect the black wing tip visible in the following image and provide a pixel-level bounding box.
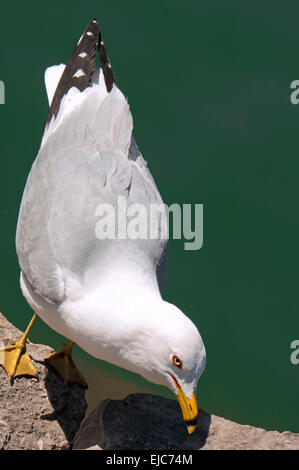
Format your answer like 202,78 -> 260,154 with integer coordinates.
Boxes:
73,17 -> 116,93
98,33 -> 116,93
44,17 -> 116,128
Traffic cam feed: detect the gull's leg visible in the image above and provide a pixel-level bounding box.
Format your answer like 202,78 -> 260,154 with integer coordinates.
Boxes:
44,341 -> 88,388
0,313 -> 38,382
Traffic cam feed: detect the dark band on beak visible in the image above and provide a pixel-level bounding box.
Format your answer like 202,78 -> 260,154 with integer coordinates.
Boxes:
170,373 -> 199,434
185,415 -> 198,427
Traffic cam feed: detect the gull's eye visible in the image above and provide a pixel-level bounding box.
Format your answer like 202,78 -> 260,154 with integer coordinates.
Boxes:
172,355 -> 183,368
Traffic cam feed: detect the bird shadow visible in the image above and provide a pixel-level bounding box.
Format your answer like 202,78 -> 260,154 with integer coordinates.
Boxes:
86,393 -> 211,450
42,369 -> 211,450
41,364 -> 87,446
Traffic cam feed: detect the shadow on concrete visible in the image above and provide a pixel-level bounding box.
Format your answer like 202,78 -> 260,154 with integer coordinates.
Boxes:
43,364 -> 87,445
74,392 -> 211,450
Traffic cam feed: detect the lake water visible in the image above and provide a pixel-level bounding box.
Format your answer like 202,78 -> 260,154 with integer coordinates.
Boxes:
0,1 -> 299,432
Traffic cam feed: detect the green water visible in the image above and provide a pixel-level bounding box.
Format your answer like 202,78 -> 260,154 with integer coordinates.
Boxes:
1,1 -> 299,432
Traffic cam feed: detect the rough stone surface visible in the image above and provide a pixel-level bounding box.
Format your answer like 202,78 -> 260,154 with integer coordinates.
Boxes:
1,312 -> 299,450
73,393 -> 299,450
0,312 -> 87,450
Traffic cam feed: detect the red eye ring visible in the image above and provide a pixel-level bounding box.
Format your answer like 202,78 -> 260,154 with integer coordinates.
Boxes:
172,355 -> 183,368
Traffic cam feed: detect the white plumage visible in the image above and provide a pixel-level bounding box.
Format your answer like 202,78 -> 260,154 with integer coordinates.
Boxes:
16,19 -> 206,433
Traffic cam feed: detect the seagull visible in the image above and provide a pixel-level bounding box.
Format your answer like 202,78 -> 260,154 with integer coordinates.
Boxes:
0,18 -> 206,434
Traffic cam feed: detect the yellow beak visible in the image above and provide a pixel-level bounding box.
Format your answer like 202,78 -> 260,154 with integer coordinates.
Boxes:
172,376 -> 198,434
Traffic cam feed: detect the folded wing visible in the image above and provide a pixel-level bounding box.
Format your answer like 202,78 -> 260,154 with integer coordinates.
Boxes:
16,19 -> 168,305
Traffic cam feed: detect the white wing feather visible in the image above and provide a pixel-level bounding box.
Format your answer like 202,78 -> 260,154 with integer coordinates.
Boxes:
16,68 -> 167,304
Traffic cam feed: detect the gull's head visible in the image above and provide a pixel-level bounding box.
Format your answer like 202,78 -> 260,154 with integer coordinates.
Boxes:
121,300 -> 206,434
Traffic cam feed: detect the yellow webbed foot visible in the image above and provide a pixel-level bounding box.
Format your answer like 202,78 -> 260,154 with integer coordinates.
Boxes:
0,343 -> 37,380
0,314 -> 38,382
44,341 -> 88,388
